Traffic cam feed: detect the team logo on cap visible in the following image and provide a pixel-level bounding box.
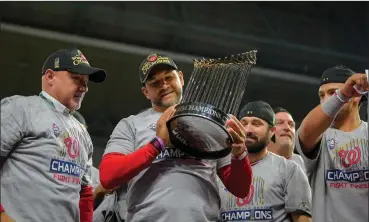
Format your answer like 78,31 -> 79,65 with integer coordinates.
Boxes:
72,50 -> 90,66
54,58 -> 60,69
141,54 -> 171,75
147,54 -> 158,62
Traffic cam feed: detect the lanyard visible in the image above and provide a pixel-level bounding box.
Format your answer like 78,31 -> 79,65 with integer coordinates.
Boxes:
39,92 -> 56,109
39,92 -> 73,114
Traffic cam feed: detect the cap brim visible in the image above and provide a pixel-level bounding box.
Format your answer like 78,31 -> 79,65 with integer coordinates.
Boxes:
142,63 -> 178,83
67,66 -> 107,83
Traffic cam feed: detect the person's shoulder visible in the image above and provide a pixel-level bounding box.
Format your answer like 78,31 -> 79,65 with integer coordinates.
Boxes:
324,126 -> 337,134
136,107 -> 155,117
322,125 -> 346,140
286,156 -> 303,174
325,121 -> 368,135
262,153 -> 300,179
114,108 -> 153,127
291,153 -> 304,162
1,95 -> 40,108
358,121 -> 368,137
269,152 -> 299,169
289,154 -> 305,168
268,151 -> 287,162
128,108 -> 156,122
266,152 -> 291,168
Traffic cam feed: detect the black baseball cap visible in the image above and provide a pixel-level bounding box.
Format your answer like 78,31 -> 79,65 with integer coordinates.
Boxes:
41,48 -> 107,83
319,65 -> 367,104
138,53 -> 178,83
319,65 -> 355,87
238,101 -> 275,127
273,107 -> 291,116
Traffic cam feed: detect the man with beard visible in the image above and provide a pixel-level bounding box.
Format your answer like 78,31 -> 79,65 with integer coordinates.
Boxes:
268,107 -> 305,172
1,48 -> 106,222
99,53 -> 253,222
219,101 -> 312,222
296,65 -> 368,222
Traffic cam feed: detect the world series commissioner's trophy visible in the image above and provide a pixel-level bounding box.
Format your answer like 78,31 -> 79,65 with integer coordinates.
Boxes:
166,50 -> 257,159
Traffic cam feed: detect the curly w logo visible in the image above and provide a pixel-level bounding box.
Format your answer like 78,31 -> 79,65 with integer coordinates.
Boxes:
339,147 -> 361,168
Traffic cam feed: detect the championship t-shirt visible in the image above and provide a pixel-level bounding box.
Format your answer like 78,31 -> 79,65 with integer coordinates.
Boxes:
296,121 -> 368,222
1,93 -> 93,221
219,152 -> 311,222
104,108 -> 231,222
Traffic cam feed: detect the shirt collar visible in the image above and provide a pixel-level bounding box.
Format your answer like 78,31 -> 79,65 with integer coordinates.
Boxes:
39,91 -> 74,114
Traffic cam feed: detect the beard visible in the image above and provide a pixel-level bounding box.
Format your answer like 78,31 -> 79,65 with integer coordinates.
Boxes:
245,132 -> 270,154
65,95 -> 84,112
153,88 -> 182,108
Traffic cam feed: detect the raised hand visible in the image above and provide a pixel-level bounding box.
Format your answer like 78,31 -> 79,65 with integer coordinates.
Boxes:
225,114 -> 248,157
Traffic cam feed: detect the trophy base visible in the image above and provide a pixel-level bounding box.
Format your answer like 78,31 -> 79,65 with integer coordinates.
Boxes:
166,102 -> 233,159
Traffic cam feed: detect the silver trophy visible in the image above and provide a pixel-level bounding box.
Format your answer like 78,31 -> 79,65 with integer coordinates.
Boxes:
166,50 -> 257,159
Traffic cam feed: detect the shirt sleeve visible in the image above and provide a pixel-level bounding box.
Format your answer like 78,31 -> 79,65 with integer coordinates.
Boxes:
82,155 -> 93,187
90,167 -> 100,192
296,155 -> 307,175
81,132 -> 94,187
295,127 -> 325,177
80,132 -> 94,222
1,96 -> 27,161
104,118 -> 135,155
284,161 -> 312,216
217,154 -> 252,198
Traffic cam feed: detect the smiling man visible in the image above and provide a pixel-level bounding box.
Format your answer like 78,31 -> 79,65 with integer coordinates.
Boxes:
1,48 -> 106,222
219,101 -> 311,222
268,107 -> 305,172
99,53 -> 253,222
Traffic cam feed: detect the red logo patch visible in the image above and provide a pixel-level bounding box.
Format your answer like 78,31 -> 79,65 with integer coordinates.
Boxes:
147,55 -> 158,62
79,53 -> 88,63
339,147 -> 361,168
64,137 -> 80,159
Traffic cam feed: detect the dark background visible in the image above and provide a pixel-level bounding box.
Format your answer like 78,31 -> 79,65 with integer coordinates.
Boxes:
0,2 -> 368,165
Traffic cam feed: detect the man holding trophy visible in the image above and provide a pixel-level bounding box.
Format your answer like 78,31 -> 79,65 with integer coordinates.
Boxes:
99,53 -> 255,222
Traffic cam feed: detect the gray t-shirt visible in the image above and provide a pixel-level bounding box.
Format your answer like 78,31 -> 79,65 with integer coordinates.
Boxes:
91,166 -> 127,221
296,121 -> 368,222
1,94 -> 93,222
289,154 -> 306,173
93,192 -> 119,222
104,108 -> 231,222
219,152 -> 311,222
91,166 -> 100,191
